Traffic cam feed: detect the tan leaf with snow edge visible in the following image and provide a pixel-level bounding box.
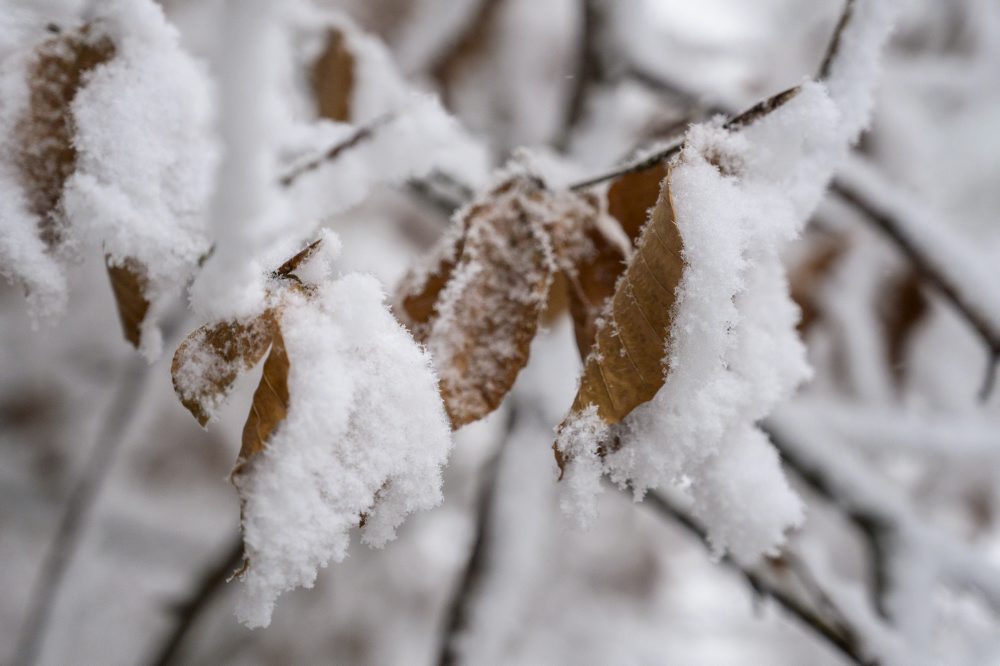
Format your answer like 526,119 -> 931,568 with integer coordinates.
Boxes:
557,167 -> 685,469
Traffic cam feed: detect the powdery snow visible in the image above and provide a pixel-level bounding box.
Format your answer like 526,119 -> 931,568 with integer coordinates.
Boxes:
234,274 -> 453,628
557,0 -> 906,562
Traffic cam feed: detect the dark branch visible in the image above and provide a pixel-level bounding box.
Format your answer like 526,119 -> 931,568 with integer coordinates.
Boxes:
14,358 -> 150,666
557,0 -> 605,151
279,114 -> 394,188
819,0 -> 858,80
435,407 -> 513,666
642,490 -> 877,665
830,180 -> 1000,400
150,537 -> 244,666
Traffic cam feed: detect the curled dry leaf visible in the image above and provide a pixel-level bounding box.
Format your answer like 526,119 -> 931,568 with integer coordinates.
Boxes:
557,167 -> 685,468
311,28 -> 354,122
561,199 -> 630,359
429,176 -> 555,427
396,176 -> 608,428
16,23 -> 115,247
272,237 -> 324,280
606,162 -> 668,244
106,258 -> 150,349
16,24 -> 160,351
234,322 -> 290,476
171,311 -> 278,427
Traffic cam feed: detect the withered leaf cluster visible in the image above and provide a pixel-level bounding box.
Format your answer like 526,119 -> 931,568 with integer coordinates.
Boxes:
395,164 -> 689,455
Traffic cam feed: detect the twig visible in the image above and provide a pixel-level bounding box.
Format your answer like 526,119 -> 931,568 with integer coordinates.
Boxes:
279,114 -> 395,188
150,537 -> 244,666
556,0 -> 605,151
435,407 -> 513,666
13,355 -> 150,666
819,0 -> 857,80
567,0 -> 858,190
642,490 -> 876,665
830,180 -> 1000,401
766,415 -> 1000,616
566,83 -> 801,191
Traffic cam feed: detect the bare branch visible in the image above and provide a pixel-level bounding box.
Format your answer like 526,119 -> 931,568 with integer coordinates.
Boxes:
279,114 -> 394,188
830,180 -> 1000,400
14,357 -> 150,666
435,407 -> 513,666
819,0 -> 858,80
557,0 -> 606,151
150,537 -> 244,666
642,490 -> 878,665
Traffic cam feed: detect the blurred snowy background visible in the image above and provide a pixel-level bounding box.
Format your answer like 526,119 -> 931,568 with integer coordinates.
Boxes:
2,0 -> 1000,664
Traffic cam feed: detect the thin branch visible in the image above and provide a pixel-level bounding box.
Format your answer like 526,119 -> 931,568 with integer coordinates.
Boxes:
830,179 -> 1000,401
566,84 -> 801,191
556,0 -> 605,151
150,537 -> 244,666
642,490 -> 877,665
435,407 -> 514,666
279,114 -> 394,188
766,415 -> 1000,616
13,356 -> 150,666
819,0 -> 858,80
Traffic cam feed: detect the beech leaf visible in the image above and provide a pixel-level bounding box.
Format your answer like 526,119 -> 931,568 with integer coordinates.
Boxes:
606,162 -> 668,244
562,208 -> 629,359
399,176 -> 585,428
171,312 -> 278,427
16,24 -> 114,248
558,167 -> 685,455
234,322 -> 290,476
106,258 -> 151,349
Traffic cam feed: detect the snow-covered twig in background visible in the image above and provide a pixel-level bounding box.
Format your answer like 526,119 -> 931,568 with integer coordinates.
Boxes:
641,489 -> 892,665
768,411 -> 1000,624
14,354 -> 156,666
831,165 -> 1000,400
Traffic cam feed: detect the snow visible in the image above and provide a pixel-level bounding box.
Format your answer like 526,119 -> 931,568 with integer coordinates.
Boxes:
557,0 -> 906,561
65,0 -> 216,358
188,0 -> 290,321
0,0 -> 216,351
234,273 -> 453,628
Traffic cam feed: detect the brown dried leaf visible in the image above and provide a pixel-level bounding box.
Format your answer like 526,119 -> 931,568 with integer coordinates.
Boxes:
878,268 -> 927,387
273,238 -> 324,280
564,217 -> 629,360
395,211 -> 470,342
106,258 -> 151,349
416,177 -> 555,427
606,162 -> 668,244
311,28 -> 354,122
16,24 -> 114,247
172,312 -> 278,427
562,167 -> 684,431
234,322 -> 290,475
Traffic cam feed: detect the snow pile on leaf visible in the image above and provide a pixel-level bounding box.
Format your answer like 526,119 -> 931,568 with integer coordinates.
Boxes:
232,273 -> 453,628
556,0 -> 904,562
0,0 -> 215,355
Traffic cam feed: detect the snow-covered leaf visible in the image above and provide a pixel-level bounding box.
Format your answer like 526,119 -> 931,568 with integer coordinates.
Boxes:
558,168 -> 684,452
171,311 -> 278,427
15,24 -> 114,248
